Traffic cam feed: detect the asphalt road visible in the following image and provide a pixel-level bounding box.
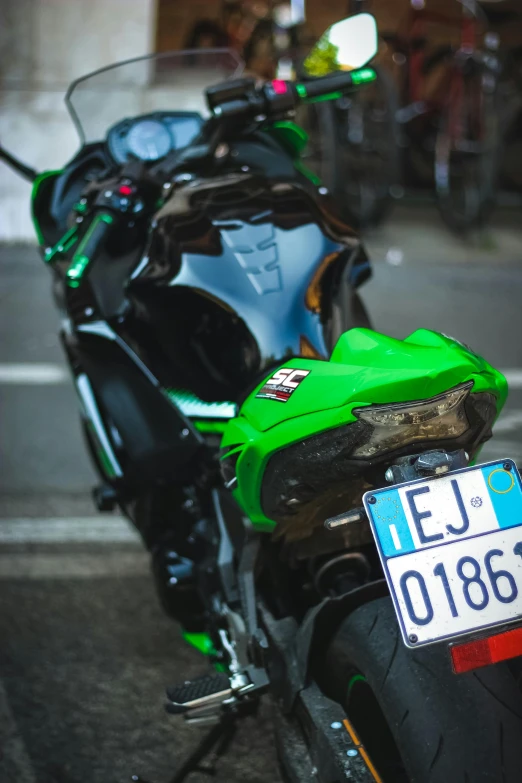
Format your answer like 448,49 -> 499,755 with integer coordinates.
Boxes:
0,205 -> 522,783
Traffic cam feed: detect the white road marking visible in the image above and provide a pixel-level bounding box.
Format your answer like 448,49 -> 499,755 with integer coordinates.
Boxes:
0,551 -> 148,579
1,364 -> 522,389
0,363 -> 68,383
0,517 -> 140,544
493,411 -> 522,434
0,680 -> 37,783
503,370 -> 522,389
389,524 -> 402,550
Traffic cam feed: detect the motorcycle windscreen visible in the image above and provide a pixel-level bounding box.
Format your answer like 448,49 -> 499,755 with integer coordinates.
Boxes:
65,49 -> 244,144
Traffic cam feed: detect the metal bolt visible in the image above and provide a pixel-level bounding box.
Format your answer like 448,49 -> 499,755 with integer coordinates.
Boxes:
368,496 -> 376,505
241,165 -> 250,172
385,468 -> 394,483
318,186 -> 328,195
331,721 -> 343,730
168,576 -> 178,586
409,634 -> 418,644
311,767 -> 318,776
347,749 -> 358,757
84,307 -> 94,316
104,190 -> 112,198
180,428 -> 190,439
504,462 -> 512,472
215,143 -> 229,159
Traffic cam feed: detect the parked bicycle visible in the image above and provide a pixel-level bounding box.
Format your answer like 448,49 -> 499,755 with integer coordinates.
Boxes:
312,0 -> 503,232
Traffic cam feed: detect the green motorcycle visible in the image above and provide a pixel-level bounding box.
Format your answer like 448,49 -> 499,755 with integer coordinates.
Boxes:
2,12 -> 522,783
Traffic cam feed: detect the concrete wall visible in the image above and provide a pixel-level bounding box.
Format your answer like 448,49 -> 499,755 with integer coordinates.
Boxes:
0,0 -> 157,241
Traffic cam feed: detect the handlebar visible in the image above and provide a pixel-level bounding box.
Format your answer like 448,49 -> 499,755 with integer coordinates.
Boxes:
66,65 -> 377,271
205,67 -> 377,123
66,212 -> 114,288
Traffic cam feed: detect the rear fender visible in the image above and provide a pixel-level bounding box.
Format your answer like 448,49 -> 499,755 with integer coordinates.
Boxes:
260,579 -> 389,711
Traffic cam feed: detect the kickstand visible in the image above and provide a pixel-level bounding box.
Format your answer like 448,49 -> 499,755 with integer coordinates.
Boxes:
168,716 -> 237,783
131,714 -> 242,783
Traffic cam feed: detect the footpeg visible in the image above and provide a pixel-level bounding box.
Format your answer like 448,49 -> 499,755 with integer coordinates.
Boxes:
166,672 -> 233,715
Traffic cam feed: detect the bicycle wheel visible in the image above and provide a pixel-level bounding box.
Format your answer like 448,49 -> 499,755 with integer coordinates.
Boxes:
335,64 -> 402,229
435,57 -> 500,233
296,100 -> 340,193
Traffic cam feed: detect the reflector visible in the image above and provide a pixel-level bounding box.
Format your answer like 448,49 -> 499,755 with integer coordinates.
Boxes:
451,626 -> 522,674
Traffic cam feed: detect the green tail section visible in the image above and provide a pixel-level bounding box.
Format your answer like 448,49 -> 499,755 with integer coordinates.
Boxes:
221,328 -> 507,531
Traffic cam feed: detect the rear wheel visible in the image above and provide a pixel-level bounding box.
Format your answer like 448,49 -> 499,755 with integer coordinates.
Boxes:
321,597 -> 522,782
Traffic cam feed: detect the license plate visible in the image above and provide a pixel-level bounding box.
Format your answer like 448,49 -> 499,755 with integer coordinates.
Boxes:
363,459 -> 522,648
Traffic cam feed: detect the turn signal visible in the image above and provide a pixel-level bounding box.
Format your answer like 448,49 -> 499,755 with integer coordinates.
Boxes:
450,626 -> 522,674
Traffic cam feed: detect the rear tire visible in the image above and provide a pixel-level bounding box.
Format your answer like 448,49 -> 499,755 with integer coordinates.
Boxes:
321,597 -> 522,783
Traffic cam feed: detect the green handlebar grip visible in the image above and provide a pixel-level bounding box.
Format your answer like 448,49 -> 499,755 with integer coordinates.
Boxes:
66,213 -> 114,288
296,67 -> 377,104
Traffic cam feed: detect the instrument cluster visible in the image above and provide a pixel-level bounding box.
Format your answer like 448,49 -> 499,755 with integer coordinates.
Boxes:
107,112 -> 204,164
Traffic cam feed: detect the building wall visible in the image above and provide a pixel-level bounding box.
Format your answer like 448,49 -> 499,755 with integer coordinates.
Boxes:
0,0 -> 157,241
1,0 -> 520,241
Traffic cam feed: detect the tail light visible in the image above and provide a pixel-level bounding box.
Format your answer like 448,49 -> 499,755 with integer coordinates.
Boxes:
352,382 -> 473,457
450,626 -> 522,674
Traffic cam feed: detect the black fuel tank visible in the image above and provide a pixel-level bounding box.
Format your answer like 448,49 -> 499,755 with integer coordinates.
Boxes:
126,163 -> 370,404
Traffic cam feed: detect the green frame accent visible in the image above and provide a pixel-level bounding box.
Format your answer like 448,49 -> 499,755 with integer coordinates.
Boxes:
166,389 -> 236,420
85,420 -> 119,479
264,120 -> 321,185
348,673 -> 367,694
306,90 -> 342,104
31,169 -> 63,246
194,420 -> 229,434
44,225 -> 79,264
182,631 -> 218,657
265,121 -> 309,156
294,160 -> 321,186
221,328 -> 508,531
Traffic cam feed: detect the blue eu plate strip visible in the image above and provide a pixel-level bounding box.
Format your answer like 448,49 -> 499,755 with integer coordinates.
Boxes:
366,459 -> 522,560
370,490 -> 415,557
481,463 -> 522,530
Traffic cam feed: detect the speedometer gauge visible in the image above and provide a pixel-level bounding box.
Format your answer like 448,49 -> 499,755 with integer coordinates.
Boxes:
126,119 -> 172,161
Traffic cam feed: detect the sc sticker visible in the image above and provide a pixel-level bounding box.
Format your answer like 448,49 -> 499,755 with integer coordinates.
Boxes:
256,368 -> 310,402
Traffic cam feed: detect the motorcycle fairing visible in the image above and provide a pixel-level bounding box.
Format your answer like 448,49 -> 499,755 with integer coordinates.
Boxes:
220,327 -> 507,535
66,326 -> 204,492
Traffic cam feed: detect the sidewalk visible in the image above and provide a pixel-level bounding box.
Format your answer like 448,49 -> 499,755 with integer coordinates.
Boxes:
363,204 -> 522,268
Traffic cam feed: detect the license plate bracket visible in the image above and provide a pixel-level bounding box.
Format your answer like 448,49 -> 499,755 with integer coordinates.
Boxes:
363,459 -> 522,648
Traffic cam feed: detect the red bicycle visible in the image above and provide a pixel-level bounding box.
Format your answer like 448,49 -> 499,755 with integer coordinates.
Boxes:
331,0 -> 502,231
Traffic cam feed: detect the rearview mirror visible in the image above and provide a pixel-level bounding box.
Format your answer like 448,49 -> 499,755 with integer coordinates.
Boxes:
304,14 -> 378,77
